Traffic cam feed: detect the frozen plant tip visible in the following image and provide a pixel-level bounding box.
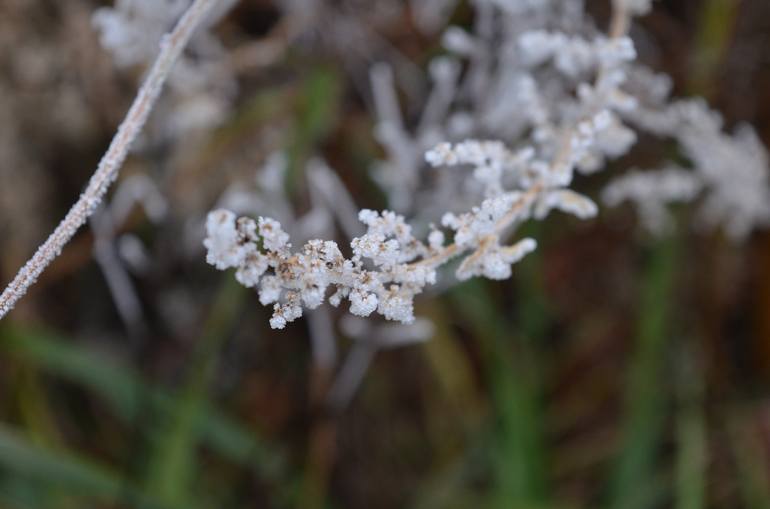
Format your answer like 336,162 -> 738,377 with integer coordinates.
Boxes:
205,127 -> 609,329
204,202 -> 542,329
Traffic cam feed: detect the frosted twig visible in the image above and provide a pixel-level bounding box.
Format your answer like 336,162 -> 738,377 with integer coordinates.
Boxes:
0,0 -> 222,320
202,3 -> 636,331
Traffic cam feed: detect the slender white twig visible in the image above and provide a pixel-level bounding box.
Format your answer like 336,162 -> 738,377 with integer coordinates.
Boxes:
0,0 -> 222,320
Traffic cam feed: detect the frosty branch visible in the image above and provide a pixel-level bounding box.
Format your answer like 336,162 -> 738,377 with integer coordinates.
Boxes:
204,4 -> 639,329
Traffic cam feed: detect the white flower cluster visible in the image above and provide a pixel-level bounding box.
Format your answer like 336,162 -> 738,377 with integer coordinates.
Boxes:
205,208 -> 436,329
205,127 -> 608,329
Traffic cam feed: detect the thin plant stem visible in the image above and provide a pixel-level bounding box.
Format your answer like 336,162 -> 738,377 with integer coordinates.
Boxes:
0,0 -> 223,320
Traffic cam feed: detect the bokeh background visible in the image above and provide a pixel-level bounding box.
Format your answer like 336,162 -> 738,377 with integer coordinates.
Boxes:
1,0 -> 770,508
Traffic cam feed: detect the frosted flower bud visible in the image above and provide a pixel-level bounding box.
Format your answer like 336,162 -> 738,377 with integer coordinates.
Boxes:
300,284 -> 326,309
428,229 -> 445,250
425,142 -> 457,166
358,209 -> 380,225
270,295 -> 303,330
349,290 -> 378,317
534,190 -> 598,220
456,238 -> 537,281
235,253 -> 268,288
441,212 -> 459,229
378,290 -> 415,324
258,275 -> 283,306
204,209 -> 250,270
269,314 -> 287,330
258,217 -> 290,252
479,249 -> 513,280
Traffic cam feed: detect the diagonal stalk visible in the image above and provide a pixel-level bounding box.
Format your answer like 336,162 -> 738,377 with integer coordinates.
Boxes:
0,0 -> 223,320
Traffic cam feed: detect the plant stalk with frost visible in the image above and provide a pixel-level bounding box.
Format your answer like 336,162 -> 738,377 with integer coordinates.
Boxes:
204,116 -> 609,330
0,0 -> 223,320
205,1 -> 644,329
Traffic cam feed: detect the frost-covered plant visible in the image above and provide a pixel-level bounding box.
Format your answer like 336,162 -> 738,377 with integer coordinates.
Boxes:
204,0 -> 770,330
204,16 -> 635,329
204,131 -> 602,329
3,0 -> 767,334
602,167 -> 702,234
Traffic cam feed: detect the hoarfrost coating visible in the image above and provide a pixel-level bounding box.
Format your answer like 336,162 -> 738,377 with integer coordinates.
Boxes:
200,0 -> 770,330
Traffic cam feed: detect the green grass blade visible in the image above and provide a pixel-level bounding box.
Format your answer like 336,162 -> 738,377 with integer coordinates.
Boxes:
449,278 -> 548,508
608,236 -> 679,509
0,323 -> 285,479
144,277 -> 246,507
0,425 -> 166,508
728,414 -> 770,509
675,350 -> 706,509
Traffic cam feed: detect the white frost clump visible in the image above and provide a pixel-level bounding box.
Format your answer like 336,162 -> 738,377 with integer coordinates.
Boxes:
612,100 -> 770,239
92,0 -> 238,67
92,0 -> 190,68
92,0 -> 238,134
602,168 -> 702,233
203,210 -> 251,270
519,32 -> 636,77
205,207 -> 441,329
680,116 -> 770,239
455,237 -> 537,281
